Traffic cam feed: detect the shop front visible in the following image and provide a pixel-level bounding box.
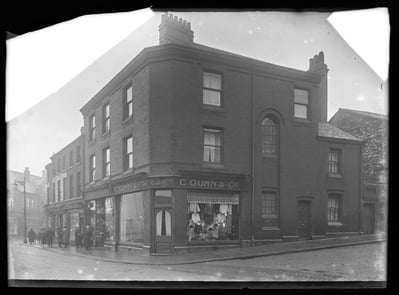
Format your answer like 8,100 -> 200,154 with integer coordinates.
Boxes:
83,172 -> 246,255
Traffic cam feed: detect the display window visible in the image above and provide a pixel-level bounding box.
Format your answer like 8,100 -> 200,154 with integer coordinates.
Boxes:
69,212 -> 80,242
105,197 -> 114,241
120,192 -> 144,243
187,192 -> 239,242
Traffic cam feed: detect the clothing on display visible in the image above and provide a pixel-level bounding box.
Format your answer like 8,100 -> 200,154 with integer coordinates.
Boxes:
191,212 -> 201,223
188,203 -> 200,214
216,212 -> 226,223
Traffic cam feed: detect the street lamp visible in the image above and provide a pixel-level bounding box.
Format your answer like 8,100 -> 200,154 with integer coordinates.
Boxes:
14,175 -> 27,244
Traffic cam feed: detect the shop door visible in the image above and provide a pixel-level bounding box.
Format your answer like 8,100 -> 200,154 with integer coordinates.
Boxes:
363,203 -> 375,234
297,201 -> 312,240
154,208 -> 172,254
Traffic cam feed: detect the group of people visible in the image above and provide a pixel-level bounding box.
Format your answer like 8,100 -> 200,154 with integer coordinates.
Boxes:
26,225 -> 94,250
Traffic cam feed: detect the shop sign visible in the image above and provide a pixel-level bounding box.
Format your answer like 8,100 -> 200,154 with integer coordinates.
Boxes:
85,188 -> 109,200
178,178 -> 240,190
113,177 -> 175,194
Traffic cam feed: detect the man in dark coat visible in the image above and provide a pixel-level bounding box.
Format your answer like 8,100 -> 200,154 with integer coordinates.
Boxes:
56,226 -> 63,247
47,228 -> 54,248
27,228 -> 36,245
62,226 -> 69,248
83,225 -> 93,250
75,228 -> 83,248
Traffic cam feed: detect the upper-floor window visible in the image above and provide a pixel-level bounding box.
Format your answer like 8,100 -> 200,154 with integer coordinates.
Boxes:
69,175 -> 74,199
62,178 -> 66,201
123,84 -> 133,121
124,136 -> 133,170
328,149 -> 341,175
203,128 -> 222,163
103,147 -> 110,178
57,159 -> 60,172
8,194 -> 14,208
262,117 -> 279,156
52,164 -> 55,176
76,172 -> 81,197
89,154 -> 96,183
294,88 -> 309,119
328,194 -> 342,223
89,114 -> 96,142
69,150 -> 73,166
76,146 -> 81,163
203,72 -> 222,107
103,102 -> 110,134
62,155 -> 66,170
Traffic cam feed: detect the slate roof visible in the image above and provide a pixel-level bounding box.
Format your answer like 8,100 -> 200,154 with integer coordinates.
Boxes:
318,122 -> 363,142
334,108 -> 388,121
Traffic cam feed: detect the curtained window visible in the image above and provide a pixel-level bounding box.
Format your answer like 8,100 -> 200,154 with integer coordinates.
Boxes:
120,192 -> 144,243
203,128 -> 222,163
156,209 -> 171,237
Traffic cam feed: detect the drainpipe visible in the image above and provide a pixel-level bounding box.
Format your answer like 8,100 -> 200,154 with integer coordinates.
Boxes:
250,72 -> 255,247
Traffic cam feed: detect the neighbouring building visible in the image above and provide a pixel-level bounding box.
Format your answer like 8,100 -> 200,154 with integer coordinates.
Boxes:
75,13 -> 363,255
329,108 -> 388,234
7,168 -> 47,236
44,133 -> 84,245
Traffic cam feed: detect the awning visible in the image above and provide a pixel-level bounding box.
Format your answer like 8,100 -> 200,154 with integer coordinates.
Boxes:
187,192 -> 239,204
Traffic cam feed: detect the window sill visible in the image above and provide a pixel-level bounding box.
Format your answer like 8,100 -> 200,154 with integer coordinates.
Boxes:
122,116 -> 133,127
262,214 -> 279,219
201,104 -> 225,112
262,226 -> 280,231
328,221 -> 343,227
122,168 -> 133,176
262,154 -> 279,159
89,138 -> 96,145
102,130 -> 111,137
292,118 -> 312,127
201,162 -> 225,170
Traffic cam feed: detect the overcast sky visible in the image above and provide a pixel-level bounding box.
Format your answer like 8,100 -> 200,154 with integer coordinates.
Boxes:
6,9 -> 389,176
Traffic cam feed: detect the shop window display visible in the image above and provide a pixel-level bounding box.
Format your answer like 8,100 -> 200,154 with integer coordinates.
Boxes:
105,197 -> 114,241
120,192 -> 144,243
187,192 -> 239,242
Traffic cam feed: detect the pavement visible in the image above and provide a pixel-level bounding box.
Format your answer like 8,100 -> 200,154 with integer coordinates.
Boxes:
21,233 -> 385,266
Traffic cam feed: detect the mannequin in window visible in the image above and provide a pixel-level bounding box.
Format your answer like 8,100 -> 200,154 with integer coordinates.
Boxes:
191,211 -> 201,224
194,220 -> 202,240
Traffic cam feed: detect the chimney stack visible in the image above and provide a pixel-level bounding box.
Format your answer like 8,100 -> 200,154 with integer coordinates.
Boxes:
159,13 -> 194,46
24,167 -> 31,182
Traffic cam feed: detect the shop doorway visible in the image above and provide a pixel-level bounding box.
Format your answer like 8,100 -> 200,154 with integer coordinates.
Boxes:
297,200 -> 312,240
363,203 -> 375,234
154,208 -> 172,254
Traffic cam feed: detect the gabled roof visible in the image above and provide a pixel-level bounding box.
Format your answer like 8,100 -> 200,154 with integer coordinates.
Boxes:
318,122 -> 363,142
332,108 -> 388,121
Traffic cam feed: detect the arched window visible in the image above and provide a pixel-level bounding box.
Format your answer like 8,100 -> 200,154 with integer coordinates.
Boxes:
262,117 -> 278,156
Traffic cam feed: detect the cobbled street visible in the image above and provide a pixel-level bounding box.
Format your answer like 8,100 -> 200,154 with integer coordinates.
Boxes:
8,237 -> 385,282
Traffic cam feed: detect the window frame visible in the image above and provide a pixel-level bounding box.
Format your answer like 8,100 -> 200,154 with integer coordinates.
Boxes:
76,146 -> 81,163
202,71 -> 223,107
69,174 -> 74,199
327,193 -> 343,225
203,127 -> 223,164
261,191 -> 279,218
328,148 -> 342,175
294,88 -> 310,119
102,102 -> 111,135
69,150 -> 74,167
261,116 -> 279,157
76,172 -> 81,197
123,136 -> 133,171
89,154 -> 96,183
103,147 -> 111,178
123,83 -> 133,121
89,113 -> 96,142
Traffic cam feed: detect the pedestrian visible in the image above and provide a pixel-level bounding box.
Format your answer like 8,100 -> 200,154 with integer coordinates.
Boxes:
40,228 -> 47,247
27,228 -> 36,245
47,227 -> 54,248
57,226 -> 63,247
62,226 -> 69,248
75,228 -> 83,248
83,225 -> 93,250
